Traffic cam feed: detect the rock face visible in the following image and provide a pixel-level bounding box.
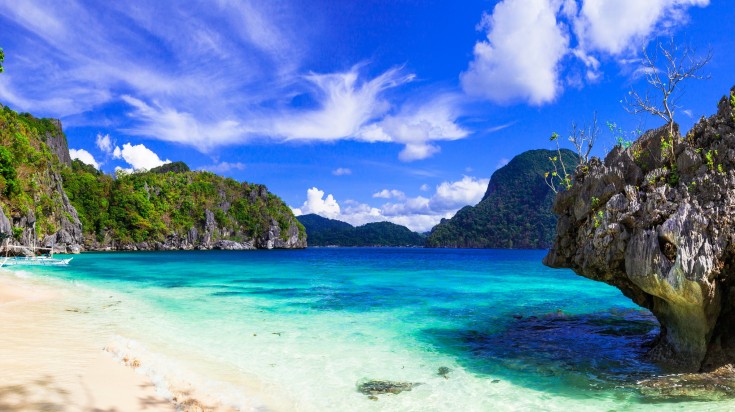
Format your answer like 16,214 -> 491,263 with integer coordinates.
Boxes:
0,106 -> 84,254
544,86 -> 735,372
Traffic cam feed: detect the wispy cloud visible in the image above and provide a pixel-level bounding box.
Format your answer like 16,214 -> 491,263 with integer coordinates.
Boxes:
0,1 -> 471,162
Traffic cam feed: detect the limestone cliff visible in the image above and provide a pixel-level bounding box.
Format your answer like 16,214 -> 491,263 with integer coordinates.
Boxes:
62,160 -> 306,251
0,105 -> 84,253
544,86 -> 735,372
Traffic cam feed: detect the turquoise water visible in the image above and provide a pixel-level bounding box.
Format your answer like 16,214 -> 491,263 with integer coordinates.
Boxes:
18,248 -> 733,410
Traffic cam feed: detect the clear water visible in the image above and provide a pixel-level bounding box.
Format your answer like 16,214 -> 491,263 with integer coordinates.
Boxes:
14,248 -> 735,411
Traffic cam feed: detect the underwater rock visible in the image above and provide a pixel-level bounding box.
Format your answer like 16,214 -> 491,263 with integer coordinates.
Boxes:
638,366 -> 735,400
544,86 -> 735,372
357,380 -> 421,396
437,366 -> 451,379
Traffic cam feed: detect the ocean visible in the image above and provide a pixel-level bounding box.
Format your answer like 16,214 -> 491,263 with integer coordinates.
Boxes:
8,248 -> 734,411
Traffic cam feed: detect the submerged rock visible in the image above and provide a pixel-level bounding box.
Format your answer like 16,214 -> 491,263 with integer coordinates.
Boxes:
356,380 -> 421,396
638,366 -> 735,400
437,366 -> 451,379
544,86 -> 735,372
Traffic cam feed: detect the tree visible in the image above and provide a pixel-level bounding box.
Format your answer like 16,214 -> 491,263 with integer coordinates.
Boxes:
545,114 -> 598,193
626,38 -> 711,138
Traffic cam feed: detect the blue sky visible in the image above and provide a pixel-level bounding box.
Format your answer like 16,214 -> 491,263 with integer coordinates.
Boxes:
1,0 -> 733,232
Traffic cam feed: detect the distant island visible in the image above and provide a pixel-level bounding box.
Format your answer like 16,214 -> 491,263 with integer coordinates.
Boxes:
296,214 -> 425,247
426,149 -> 577,249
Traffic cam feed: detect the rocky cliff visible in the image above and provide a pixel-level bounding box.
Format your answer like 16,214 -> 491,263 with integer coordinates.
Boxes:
0,105 -> 84,254
426,149 -> 577,249
63,160 -> 306,251
544,86 -> 735,372
0,103 -> 306,253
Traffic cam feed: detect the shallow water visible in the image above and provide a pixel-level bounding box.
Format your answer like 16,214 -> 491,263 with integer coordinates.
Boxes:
12,248 -> 735,411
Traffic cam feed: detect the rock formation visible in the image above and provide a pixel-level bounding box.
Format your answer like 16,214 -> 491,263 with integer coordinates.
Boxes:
544,86 -> 735,372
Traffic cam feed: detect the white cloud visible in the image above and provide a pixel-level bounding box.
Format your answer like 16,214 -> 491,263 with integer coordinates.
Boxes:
332,167 -> 352,176
461,0 -> 709,105
358,93 -> 468,161
292,175 -> 489,232
292,187 -> 341,219
573,0 -> 709,55
274,67 -> 415,141
69,148 -> 99,169
428,176 -> 489,212
95,133 -> 114,155
420,184 -> 430,192
113,142 -> 170,171
372,189 -> 406,200
495,158 -> 510,169
200,161 -> 246,174
461,0 -> 569,105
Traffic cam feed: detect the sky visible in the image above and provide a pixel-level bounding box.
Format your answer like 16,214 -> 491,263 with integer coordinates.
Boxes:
1,0 -> 733,232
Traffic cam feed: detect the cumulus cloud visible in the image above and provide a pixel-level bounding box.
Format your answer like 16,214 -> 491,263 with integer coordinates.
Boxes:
573,0 -> 709,56
462,0 -> 709,105
112,142 -> 171,171
95,133 -> 114,155
461,0 -> 569,105
428,176 -> 490,212
291,187 -> 341,219
292,175 -> 489,232
332,167 -> 352,176
69,148 -> 99,169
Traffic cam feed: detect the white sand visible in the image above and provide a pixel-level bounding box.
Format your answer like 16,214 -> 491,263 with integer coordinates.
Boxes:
0,273 -> 177,412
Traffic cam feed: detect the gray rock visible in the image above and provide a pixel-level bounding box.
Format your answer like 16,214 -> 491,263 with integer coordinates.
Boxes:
544,85 -> 735,372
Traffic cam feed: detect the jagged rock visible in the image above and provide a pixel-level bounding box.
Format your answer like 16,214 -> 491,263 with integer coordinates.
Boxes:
213,240 -> 255,250
544,86 -> 735,372
0,207 -> 11,236
45,119 -> 72,167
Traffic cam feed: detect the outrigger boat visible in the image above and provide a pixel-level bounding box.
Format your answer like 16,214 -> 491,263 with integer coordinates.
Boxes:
0,228 -> 72,268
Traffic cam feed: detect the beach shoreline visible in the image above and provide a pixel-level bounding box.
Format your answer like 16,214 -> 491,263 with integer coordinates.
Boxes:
0,270 -> 182,412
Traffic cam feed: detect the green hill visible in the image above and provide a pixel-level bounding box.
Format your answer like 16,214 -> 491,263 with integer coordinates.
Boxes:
296,214 -> 425,247
426,149 -> 577,249
0,103 -> 305,251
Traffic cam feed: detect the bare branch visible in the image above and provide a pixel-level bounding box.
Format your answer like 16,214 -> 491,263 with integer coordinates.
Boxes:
625,37 -> 711,137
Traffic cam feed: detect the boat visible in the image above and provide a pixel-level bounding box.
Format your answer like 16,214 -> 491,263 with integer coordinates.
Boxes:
0,226 -> 72,267
0,253 -> 72,267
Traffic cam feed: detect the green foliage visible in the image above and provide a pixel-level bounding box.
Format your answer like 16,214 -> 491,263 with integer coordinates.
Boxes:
0,47 -> 4,73
427,149 -> 576,249
297,214 -> 424,247
668,164 -> 680,186
150,161 -> 190,174
591,196 -> 600,209
63,161 -> 303,245
12,226 -> 22,240
705,149 -> 716,171
0,104 -> 64,240
0,146 -> 20,196
593,210 -> 604,229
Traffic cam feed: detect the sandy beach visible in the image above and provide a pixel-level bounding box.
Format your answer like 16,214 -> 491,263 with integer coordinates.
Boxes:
0,272 -> 177,412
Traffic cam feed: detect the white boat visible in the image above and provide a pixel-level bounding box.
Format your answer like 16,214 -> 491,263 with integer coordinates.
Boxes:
0,226 -> 72,267
0,254 -> 72,267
